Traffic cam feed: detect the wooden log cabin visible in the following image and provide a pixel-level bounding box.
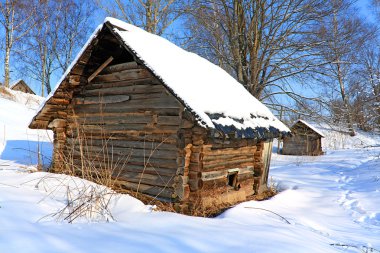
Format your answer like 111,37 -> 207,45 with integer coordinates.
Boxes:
10,80 -> 35,95
282,119 -> 324,156
29,18 -> 290,210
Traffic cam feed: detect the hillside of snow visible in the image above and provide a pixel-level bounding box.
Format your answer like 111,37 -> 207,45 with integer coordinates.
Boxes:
0,87 -> 52,167
0,90 -> 380,252
290,120 -> 380,150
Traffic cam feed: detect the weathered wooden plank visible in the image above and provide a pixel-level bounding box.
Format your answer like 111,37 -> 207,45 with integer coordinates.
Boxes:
75,123 -> 179,133
200,170 -> 227,181
202,152 -> 255,161
157,116 -> 181,126
85,78 -> 160,90
202,162 -> 254,172
67,114 -> 153,125
92,68 -> 152,83
101,61 -> 141,74
65,156 -> 179,176
88,56 -> 114,83
67,138 -> 178,151
72,95 -> 130,105
203,157 -> 254,168
42,103 -> 68,110
80,84 -> 165,96
114,180 -> 174,199
71,63 -> 86,75
69,108 -> 180,118
50,97 -> 70,105
65,145 -> 178,160
203,146 -> 257,156
73,99 -> 182,113
68,75 -> 86,86
116,172 -> 175,187
71,104 -> 181,115
66,131 -> 178,144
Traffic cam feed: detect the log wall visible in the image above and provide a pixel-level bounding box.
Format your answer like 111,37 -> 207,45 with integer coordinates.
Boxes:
11,81 -> 35,95
48,60 -> 272,208
181,125 -> 270,208
53,61 -> 187,201
282,123 -> 323,156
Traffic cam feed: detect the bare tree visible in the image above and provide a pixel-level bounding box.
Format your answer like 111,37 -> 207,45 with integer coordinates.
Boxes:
187,0 -> 328,103
311,0 -> 375,136
20,0 -> 93,96
350,44 -> 380,131
0,0 -> 36,87
53,1 -> 94,72
95,0 -> 190,36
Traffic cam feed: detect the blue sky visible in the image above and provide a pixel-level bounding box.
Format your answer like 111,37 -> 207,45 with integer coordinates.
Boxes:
0,0 -> 378,97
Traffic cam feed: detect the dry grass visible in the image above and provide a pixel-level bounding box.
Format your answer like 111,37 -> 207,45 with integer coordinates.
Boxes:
51,114 -> 181,221
48,111 -> 278,219
41,118 -> 131,223
248,177 -> 279,201
35,174 -> 115,223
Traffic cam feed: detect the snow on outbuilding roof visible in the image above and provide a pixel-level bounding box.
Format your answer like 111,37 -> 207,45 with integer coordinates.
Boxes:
30,17 -> 290,138
10,79 -> 35,95
292,119 -> 325,137
9,79 -> 23,89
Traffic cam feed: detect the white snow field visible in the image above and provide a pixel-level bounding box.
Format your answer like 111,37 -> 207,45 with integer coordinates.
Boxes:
1,90 -> 380,253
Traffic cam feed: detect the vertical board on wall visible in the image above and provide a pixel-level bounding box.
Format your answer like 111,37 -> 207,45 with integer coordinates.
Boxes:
261,140 -> 273,185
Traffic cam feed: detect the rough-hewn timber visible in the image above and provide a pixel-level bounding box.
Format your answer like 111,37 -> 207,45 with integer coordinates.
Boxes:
29,23 -> 276,212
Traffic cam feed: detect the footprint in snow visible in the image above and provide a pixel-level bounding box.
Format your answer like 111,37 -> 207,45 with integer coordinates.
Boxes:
358,212 -> 380,226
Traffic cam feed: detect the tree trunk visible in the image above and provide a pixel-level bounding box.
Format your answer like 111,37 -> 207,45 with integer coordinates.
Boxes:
336,62 -> 355,136
3,0 -> 12,88
4,43 -> 11,88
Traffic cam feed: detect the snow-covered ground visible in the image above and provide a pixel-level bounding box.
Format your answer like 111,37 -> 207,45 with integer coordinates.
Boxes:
0,88 -> 52,167
1,91 -> 380,253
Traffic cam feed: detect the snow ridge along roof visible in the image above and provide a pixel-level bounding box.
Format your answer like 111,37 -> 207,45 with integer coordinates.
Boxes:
9,79 -> 23,89
31,17 -> 290,138
106,18 -> 289,137
293,119 -> 325,137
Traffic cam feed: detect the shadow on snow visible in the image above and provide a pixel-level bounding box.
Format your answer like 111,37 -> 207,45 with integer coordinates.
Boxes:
0,140 -> 52,167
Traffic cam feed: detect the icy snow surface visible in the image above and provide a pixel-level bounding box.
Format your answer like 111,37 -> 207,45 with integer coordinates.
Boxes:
1,90 -> 380,252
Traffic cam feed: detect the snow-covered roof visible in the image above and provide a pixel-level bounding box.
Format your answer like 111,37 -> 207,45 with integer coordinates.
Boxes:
9,79 -> 35,95
30,17 -> 290,138
9,79 -> 23,89
293,119 -> 325,137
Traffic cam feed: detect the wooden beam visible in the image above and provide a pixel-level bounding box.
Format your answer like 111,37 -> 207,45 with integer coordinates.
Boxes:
88,56 -> 114,83
72,95 -> 130,105
102,61 -> 139,74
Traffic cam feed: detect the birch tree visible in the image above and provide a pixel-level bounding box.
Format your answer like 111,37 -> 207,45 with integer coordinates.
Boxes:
349,44 -> 380,130
20,0 -> 92,96
0,0 -> 36,87
53,1 -> 93,72
311,0 -> 375,136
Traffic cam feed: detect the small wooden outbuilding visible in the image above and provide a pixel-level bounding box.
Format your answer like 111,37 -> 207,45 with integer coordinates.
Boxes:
282,119 -> 324,156
10,80 -> 35,95
29,18 -> 289,210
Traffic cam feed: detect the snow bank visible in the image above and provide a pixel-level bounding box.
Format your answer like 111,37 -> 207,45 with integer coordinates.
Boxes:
1,146 -> 380,252
0,91 -> 52,166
